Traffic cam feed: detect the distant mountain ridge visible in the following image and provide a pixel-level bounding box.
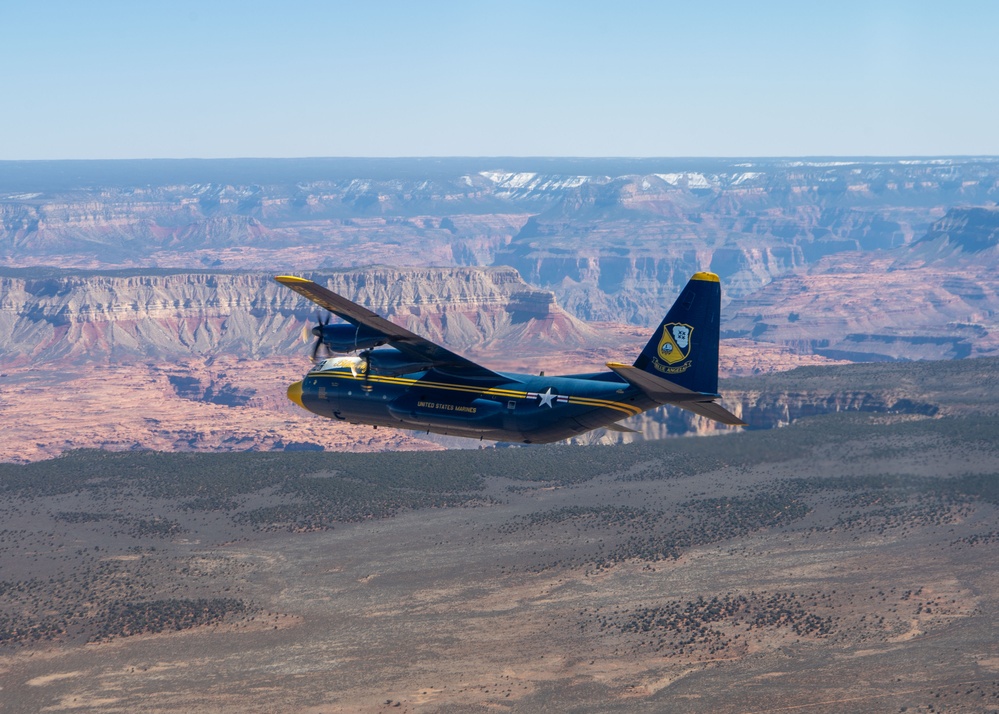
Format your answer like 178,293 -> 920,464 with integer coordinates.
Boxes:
4,156 -> 992,192
2,157 -> 997,325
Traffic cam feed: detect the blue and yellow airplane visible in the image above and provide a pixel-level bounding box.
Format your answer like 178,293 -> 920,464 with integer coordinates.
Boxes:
276,272 -> 745,443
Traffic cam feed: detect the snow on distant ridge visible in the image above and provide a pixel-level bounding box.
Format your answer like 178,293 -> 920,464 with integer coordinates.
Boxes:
785,161 -> 859,168
898,159 -> 955,165
653,172 -> 716,188
480,171 -> 537,188
479,171 -> 591,192
732,172 -> 762,185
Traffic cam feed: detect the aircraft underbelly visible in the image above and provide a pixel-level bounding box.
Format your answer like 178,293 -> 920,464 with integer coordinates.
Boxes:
298,370 -> 647,443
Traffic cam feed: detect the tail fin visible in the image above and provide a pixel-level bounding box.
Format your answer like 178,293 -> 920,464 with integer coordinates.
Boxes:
633,271 -> 721,395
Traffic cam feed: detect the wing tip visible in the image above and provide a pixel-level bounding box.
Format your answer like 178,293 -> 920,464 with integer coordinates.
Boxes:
275,275 -> 312,285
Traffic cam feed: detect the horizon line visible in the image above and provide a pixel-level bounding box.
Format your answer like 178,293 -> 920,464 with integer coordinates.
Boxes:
3,154 -> 999,163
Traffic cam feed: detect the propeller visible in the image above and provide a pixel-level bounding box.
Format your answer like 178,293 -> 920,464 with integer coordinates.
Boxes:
308,312 -> 331,362
359,348 -> 373,390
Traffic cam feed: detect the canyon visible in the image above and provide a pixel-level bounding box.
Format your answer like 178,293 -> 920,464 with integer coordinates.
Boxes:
0,265 -> 848,462
1,158 -> 998,459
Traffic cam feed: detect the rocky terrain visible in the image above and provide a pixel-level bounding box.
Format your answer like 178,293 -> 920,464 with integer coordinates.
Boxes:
724,206 -> 999,362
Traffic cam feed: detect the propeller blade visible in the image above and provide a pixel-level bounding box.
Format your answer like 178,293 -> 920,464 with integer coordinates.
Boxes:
308,312 -> 333,362
358,349 -> 372,389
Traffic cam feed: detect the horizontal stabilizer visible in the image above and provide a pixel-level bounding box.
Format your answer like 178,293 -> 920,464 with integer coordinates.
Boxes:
670,399 -> 747,426
607,362 -> 703,401
605,422 -> 638,433
607,362 -> 746,427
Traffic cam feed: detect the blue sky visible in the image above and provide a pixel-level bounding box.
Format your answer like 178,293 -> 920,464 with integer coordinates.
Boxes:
2,1 -> 997,159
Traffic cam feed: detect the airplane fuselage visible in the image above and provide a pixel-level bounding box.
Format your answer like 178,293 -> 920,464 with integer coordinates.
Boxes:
289,361 -> 657,444
276,271 -> 744,443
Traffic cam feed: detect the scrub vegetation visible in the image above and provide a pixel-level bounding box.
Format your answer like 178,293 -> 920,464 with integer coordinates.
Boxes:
1,403 -> 998,713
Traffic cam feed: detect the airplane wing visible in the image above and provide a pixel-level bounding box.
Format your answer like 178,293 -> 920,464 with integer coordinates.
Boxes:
275,275 -> 505,381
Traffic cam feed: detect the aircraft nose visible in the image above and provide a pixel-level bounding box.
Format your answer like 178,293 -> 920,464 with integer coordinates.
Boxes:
287,380 -> 305,409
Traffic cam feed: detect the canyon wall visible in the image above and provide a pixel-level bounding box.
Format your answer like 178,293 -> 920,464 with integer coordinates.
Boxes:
0,266 -> 599,364
723,207 -> 999,362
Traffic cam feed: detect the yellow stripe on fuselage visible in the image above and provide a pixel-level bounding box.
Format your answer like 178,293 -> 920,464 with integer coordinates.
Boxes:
306,369 -> 642,417
566,396 -> 642,416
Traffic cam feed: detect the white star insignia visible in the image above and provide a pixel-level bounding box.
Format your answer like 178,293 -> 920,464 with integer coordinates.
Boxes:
537,387 -> 556,408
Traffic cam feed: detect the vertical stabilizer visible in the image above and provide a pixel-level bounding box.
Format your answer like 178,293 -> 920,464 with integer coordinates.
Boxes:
633,272 -> 721,394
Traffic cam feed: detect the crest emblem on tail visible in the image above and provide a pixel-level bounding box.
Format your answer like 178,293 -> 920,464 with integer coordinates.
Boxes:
657,322 -> 693,365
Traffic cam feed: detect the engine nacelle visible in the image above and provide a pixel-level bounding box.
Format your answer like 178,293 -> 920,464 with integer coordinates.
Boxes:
366,349 -> 433,376
317,323 -> 387,352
